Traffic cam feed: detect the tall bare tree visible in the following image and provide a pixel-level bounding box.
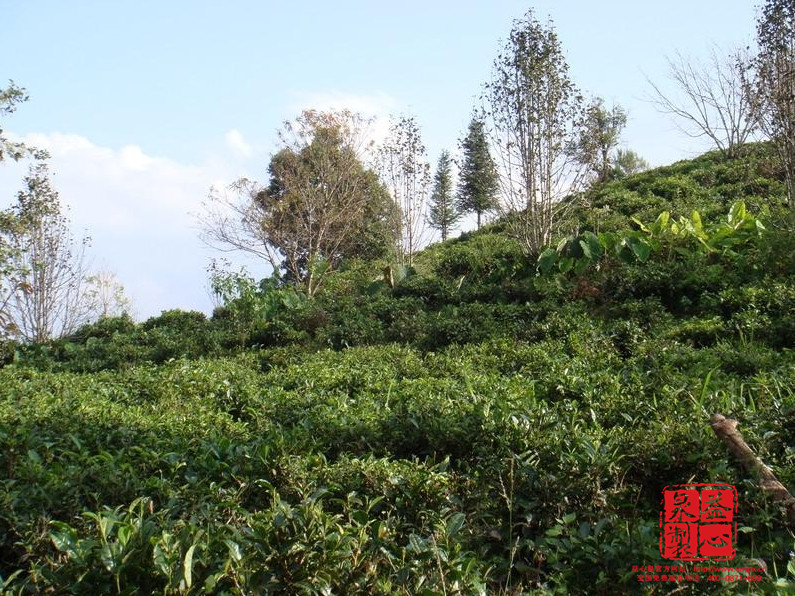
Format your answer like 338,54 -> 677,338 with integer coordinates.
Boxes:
748,0 -> 795,208
0,162 -> 98,342
648,46 -> 757,159
200,110 -> 396,296
483,9 -> 588,255
378,116 -> 431,266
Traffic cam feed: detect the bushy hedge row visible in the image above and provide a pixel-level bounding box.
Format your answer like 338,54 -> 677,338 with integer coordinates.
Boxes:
1,334 -> 793,593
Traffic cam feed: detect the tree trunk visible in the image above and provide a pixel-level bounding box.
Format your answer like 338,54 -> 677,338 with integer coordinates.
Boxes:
709,413 -> 795,527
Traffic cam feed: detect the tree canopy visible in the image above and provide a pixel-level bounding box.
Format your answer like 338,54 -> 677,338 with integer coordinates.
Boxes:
202,110 -> 397,296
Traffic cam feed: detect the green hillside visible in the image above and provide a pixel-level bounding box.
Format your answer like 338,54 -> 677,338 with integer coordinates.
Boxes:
1,144 -> 794,594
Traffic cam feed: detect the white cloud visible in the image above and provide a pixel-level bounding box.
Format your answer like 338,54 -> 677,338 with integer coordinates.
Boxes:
0,132 -> 255,320
224,128 -> 253,159
119,144 -> 155,171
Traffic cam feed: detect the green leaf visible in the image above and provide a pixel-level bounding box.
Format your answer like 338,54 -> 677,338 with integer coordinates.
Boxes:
117,524 -> 131,548
728,201 -> 746,225
573,258 -> 590,275
593,518 -> 609,538
537,248 -> 558,275
153,543 -> 170,577
581,231 -> 603,260
558,257 -> 574,274
624,237 -> 651,262
100,543 -> 116,572
690,210 -> 704,235
224,539 -> 242,562
579,239 -> 592,260
595,232 -> 616,253
631,240 -> 651,262
407,533 -> 427,553
578,522 -> 590,538
50,522 -> 78,553
183,543 -> 197,589
617,244 -> 635,265
446,513 -> 466,538
654,211 -> 670,233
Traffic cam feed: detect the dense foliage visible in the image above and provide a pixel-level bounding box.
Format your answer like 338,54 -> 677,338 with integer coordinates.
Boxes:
1,145 -> 795,593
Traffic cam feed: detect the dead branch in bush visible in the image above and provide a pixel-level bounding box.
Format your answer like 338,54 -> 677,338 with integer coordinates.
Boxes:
710,413 -> 795,526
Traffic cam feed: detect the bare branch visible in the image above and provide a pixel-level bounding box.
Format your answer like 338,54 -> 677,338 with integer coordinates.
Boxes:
647,46 -> 758,159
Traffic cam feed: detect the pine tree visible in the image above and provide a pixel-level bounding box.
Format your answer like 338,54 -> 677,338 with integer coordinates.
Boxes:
428,151 -> 459,241
457,118 -> 499,229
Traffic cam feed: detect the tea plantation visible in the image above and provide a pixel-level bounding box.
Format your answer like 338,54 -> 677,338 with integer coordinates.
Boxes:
1,146 -> 794,593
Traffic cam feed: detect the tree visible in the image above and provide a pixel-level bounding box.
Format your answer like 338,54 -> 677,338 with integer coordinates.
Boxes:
749,0 -> 795,208
428,151 -> 459,241
483,9 -> 588,255
0,81 -> 29,163
378,116 -> 432,266
1,81 -> 46,338
200,109 -> 397,297
0,81 -> 45,163
457,118 -> 499,229
572,98 -> 627,184
0,162 -> 99,342
648,46 -> 757,159
83,268 -> 133,319
612,149 -> 650,179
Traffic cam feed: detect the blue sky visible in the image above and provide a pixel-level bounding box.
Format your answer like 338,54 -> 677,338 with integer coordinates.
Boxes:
0,1 -> 758,319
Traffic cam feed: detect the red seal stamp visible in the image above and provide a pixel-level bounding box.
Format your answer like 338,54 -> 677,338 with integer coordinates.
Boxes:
660,484 -> 736,560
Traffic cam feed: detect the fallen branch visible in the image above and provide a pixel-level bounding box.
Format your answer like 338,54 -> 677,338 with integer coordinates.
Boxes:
709,413 -> 795,526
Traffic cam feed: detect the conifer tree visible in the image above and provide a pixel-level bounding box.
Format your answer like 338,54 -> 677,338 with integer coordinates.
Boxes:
428,150 -> 459,241
457,118 -> 499,229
